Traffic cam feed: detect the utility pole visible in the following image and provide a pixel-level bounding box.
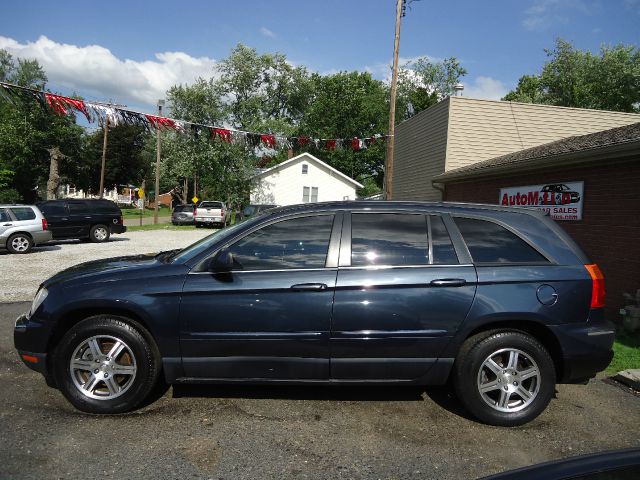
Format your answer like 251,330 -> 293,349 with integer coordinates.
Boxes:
154,100 -> 165,224
384,0 -> 404,200
99,116 -> 109,199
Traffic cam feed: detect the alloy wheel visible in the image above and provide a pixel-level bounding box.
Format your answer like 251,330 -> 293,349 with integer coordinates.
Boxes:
11,236 -> 30,252
476,348 -> 540,413
69,335 -> 137,400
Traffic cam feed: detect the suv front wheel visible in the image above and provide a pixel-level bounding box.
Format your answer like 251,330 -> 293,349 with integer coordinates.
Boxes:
453,331 -> 556,426
52,315 -> 162,414
90,224 -> 110,243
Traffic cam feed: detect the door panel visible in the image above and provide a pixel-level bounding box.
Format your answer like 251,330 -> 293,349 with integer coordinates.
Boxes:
331,265 -> 477,379
179,213 -> 340,380
180,269 -> 337,379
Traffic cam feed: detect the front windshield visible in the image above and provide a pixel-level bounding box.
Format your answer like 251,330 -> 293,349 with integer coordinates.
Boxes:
169,221 -> 247,264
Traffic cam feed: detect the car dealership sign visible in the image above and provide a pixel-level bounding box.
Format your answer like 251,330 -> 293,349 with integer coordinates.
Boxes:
500,181 -> 584,220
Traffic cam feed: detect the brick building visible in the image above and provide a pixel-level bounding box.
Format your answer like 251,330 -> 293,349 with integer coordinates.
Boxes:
432,123 -> 640,322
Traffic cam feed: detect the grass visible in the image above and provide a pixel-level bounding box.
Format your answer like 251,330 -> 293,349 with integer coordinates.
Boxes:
606,330 -> 640,375
121,207 -> 171,218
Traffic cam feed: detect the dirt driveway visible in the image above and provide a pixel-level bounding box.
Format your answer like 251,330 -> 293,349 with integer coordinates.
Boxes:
1,301 -> 638,479
0,229 -> 211,302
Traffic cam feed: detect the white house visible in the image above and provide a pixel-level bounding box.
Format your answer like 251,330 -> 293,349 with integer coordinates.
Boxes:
250,153 -> 363,206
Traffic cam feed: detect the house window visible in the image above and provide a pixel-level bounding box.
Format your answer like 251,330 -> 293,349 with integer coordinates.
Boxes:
302,164 -> 308,174
302,186 -> 319,203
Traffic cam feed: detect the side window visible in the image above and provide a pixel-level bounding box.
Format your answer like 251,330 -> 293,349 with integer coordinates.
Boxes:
227,215 -> 334,270
311,187 -> 318,203
38,203 -> 67,216
429,216 -> 459,264
9,207 -> 36,221
302,187 -> 310,203
351,213 -> 428,266
0,209 -> 10,222
68,202 -> 89,214
454,217 -> 548,264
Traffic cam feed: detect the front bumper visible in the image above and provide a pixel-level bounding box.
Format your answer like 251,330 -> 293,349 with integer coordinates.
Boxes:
550,317 -> 615,383
14,313 -> 49,376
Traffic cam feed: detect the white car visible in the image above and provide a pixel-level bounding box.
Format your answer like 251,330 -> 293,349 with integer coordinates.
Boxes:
194,201 -> 227,228
0,204 -> 52,254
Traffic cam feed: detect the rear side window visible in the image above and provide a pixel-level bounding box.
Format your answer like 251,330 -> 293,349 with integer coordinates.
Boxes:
454,217 -> 548,264
429,216 -> 458,264
68,202 -> 89,214
93,201 -> 120,214
9,207 -> 36,221
351,213 -> 428,266
0,209 -> 10,222
38,202 -> 67,216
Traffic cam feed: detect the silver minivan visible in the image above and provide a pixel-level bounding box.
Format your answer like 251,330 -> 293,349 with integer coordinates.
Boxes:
0,205 -> 52,254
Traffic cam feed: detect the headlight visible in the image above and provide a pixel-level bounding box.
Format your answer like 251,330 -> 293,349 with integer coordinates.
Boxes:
29,288 -> 48,317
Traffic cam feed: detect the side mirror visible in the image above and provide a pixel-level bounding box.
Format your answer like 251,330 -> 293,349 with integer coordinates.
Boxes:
210,249 -> 233,272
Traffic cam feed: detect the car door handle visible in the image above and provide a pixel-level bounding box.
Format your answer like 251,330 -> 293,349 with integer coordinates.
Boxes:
430,278 -> 467,287
290,283 -> 327,291
2,223 -> 12,226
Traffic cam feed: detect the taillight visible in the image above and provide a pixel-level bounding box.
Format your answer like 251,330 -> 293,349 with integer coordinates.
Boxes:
119,215 -> 123,224
42,218 -> 48,231
193,207 -> 197,216
221,208 -> 225,217
585,264 -> 605,308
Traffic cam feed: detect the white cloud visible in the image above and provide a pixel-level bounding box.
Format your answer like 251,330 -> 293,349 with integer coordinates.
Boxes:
260,27 -> 276,38
364,55 -> 441,82
0,35 -> 218,108
522,0 -> 595,31
462,76 -> 508,100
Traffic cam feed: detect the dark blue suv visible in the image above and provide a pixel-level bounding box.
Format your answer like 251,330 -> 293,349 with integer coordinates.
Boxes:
14,201 -> 614,426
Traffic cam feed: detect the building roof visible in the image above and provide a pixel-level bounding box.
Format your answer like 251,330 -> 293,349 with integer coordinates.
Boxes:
252,152 -> 364,188
433,121 -> 640,183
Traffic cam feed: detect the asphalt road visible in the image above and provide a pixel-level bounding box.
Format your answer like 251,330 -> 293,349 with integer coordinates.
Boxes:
1,302 -> 639,480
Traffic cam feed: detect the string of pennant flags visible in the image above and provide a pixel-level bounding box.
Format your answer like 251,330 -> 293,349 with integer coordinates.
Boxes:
0,81 -> 387,152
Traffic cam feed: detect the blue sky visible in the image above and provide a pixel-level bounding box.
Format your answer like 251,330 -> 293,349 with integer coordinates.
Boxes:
1,0 -> 638,112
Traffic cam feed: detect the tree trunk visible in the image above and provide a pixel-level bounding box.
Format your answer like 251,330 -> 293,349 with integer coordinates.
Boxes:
46,147 -> 66,200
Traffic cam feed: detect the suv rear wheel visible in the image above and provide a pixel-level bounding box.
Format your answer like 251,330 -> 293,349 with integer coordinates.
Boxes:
7,233 -> 33,254
52,315 -> 162,414
453,331 -> 556,426
90,224 -> 110,243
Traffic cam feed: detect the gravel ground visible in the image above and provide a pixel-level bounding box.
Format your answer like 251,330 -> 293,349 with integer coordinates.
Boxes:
0,229 -> 211,302
1,303 -> 639,479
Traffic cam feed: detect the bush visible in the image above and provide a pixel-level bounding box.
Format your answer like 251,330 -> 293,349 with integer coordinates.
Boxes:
0,188 -> 21,203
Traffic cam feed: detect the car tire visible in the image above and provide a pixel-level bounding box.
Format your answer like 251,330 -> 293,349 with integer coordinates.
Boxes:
6,233 -> 34,254
90,224 -> 110,243
453,331 -> 556,426
52,315 -> 162,414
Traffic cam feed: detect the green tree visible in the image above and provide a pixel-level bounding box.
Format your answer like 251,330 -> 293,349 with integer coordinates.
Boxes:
297,71 -> 389,186
503,39 -> 640,112
396,56 -> 467,120
0,50 -> 84,202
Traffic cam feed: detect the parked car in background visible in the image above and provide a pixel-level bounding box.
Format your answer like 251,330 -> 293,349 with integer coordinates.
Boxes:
194,201 -> 226,228
238,204 -> 277,221
171,204 -> 195,225
15,201 -> 613,425
36,199 -> 126,243
0,204 -> 52,254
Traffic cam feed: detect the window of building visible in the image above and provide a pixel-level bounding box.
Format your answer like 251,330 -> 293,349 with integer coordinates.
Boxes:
8,207 -> 36,221
302,186 -> 318,203
302,164 -> 308,174
454,217 -> 548,264
227,215 -> 334,270
429,216 -> 459,264
351,213 -> 429,267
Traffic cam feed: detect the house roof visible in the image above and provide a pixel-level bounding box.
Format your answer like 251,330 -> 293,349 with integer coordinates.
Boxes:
433,122 -> 640,183
252,153 -> 364,188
